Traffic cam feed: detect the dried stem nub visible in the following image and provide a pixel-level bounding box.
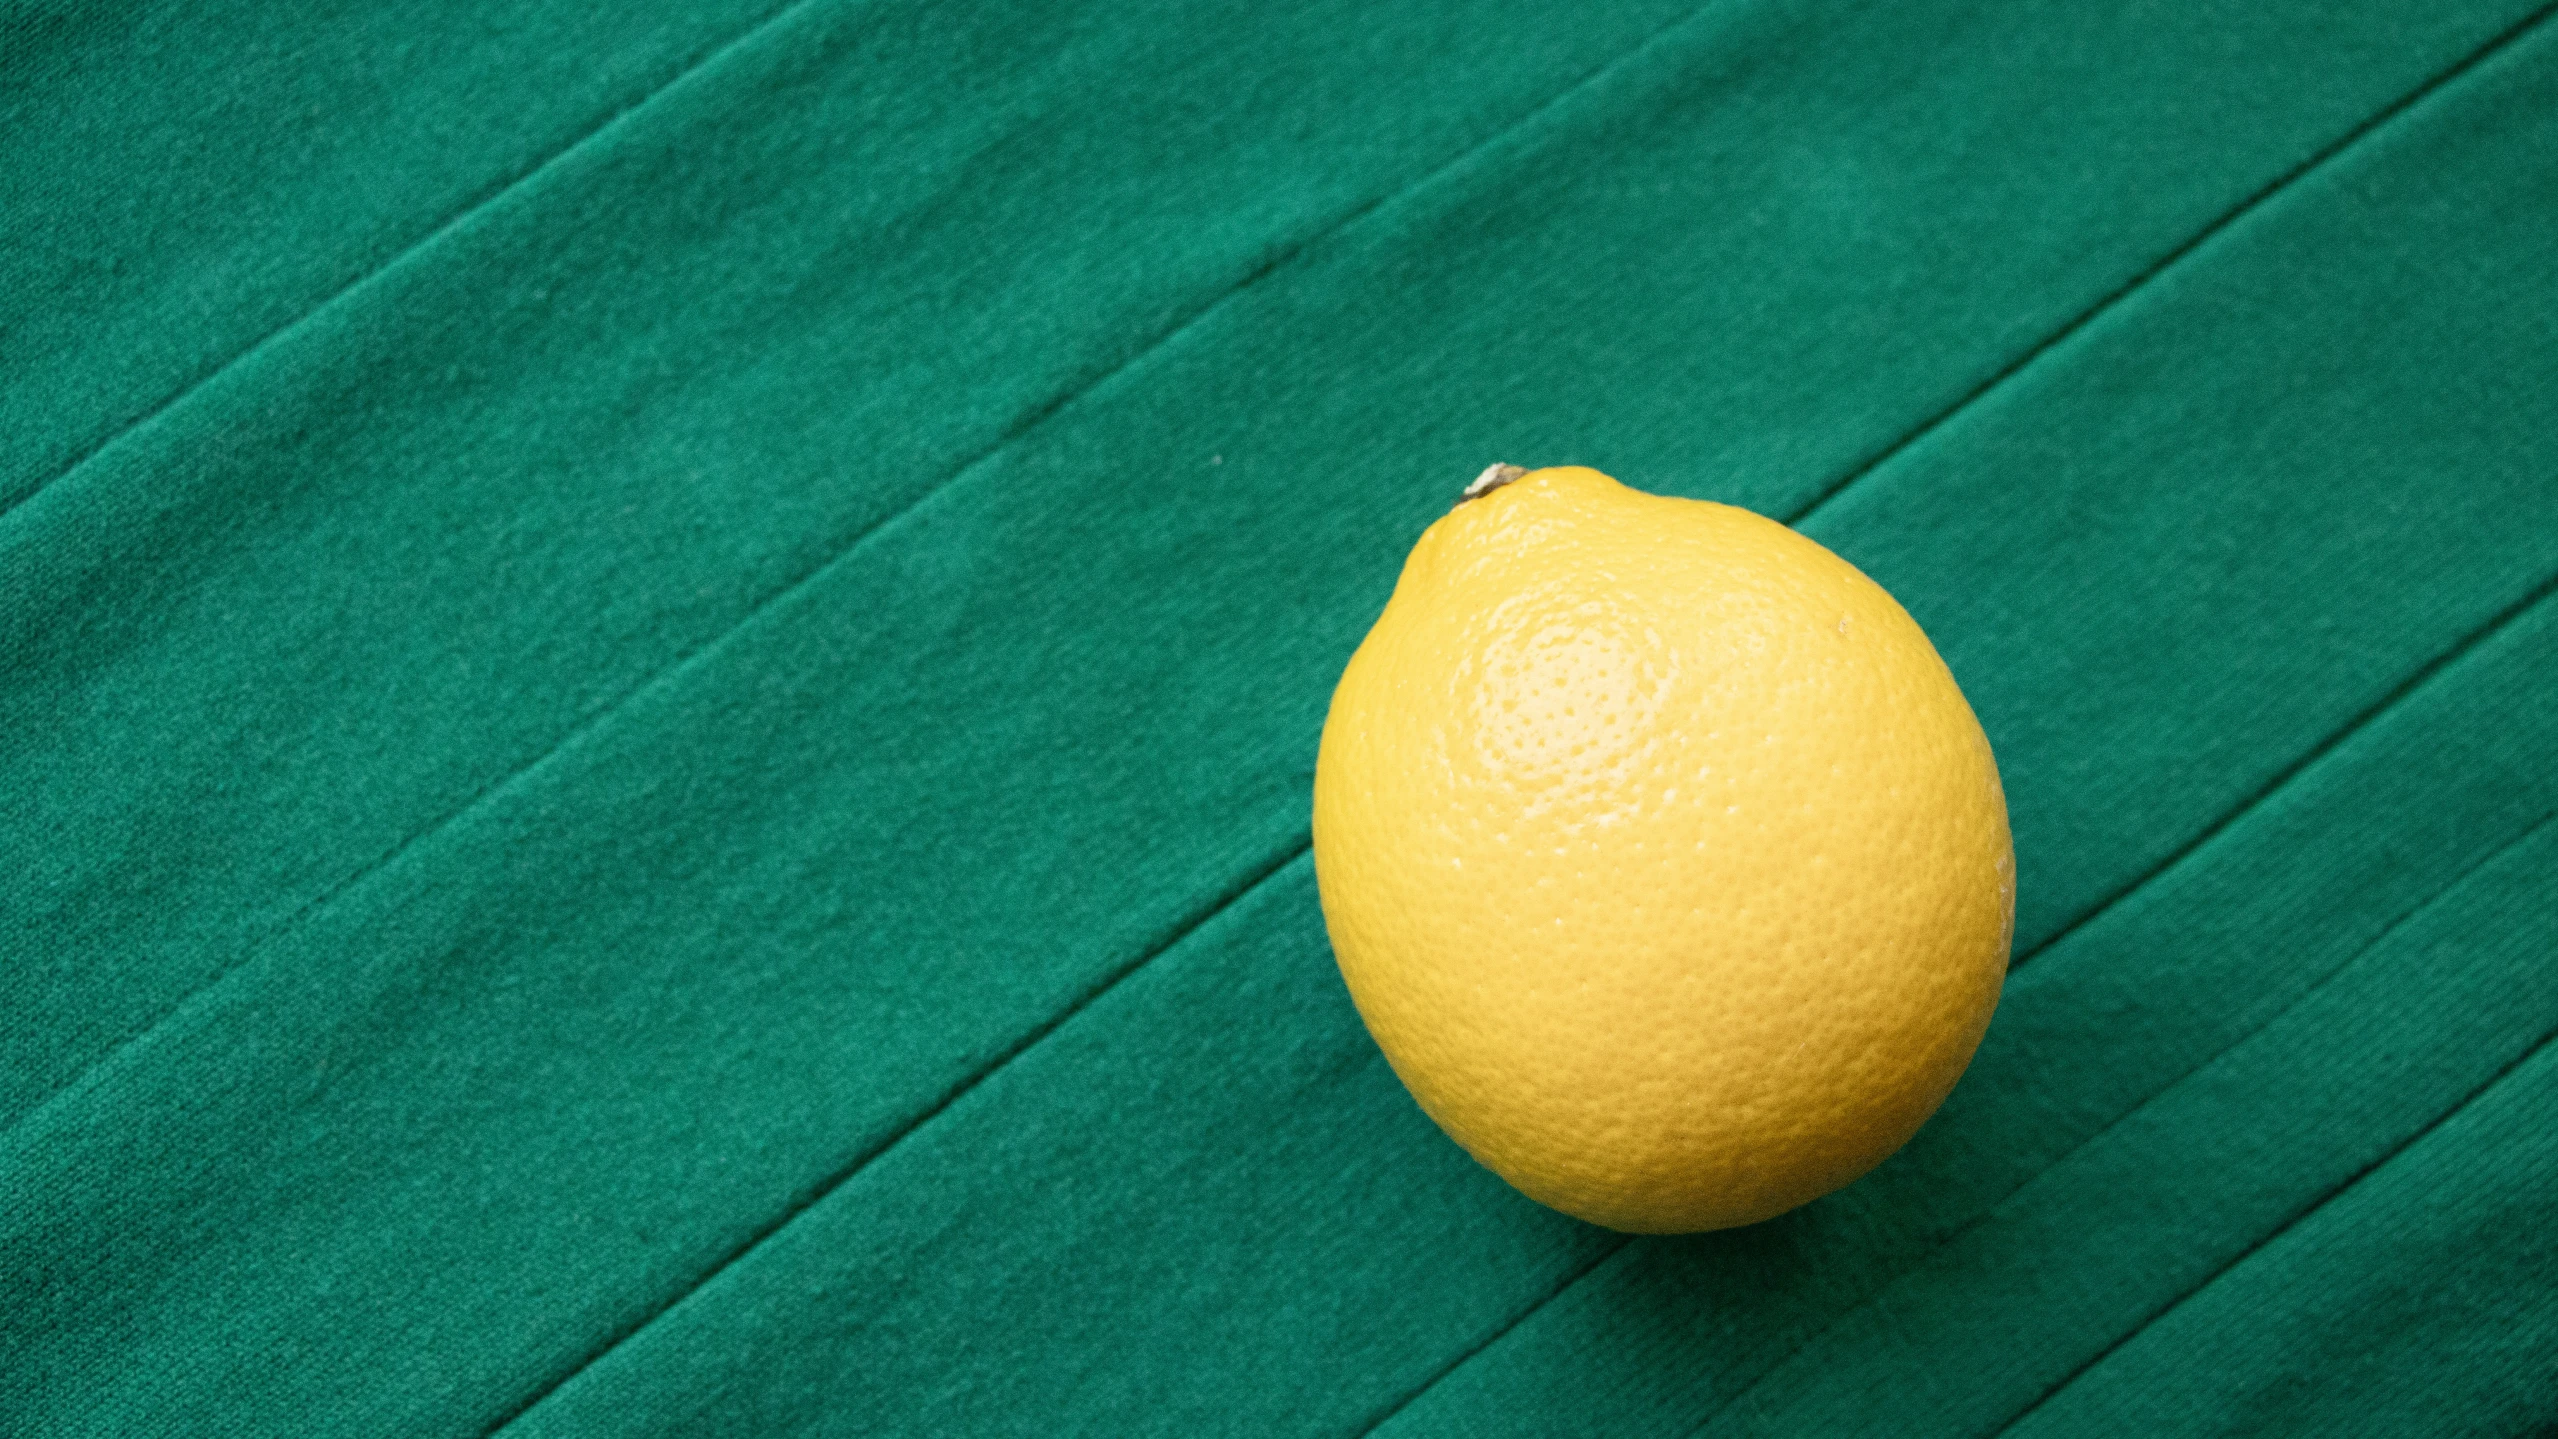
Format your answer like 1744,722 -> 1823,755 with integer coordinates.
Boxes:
1461,463 -> 1528,504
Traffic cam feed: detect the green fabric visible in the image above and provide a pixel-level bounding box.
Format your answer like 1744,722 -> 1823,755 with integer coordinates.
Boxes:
5,0 -> 2554,1433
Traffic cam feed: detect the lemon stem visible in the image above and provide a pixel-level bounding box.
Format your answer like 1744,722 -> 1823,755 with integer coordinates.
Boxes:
1461,463 -> 1528,504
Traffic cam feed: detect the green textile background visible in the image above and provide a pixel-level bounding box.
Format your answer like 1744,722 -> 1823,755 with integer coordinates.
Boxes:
5,0 -> 2555,1432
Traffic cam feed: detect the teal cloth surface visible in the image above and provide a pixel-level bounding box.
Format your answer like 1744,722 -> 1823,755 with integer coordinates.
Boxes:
4,0 -> 2555,1433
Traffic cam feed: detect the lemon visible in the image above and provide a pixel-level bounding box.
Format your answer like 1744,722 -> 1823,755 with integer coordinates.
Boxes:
1312,465 -> 2012,1233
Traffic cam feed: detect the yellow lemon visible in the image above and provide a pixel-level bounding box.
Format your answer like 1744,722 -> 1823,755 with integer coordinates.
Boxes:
1312,465 -> 2012,1233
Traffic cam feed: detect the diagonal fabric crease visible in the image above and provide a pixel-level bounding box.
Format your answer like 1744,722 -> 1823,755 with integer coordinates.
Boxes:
0,0 -> 1723,1146
0,0 -> 829,522
1985,1024 -> 2558,1438
1690,808 -> 2558,1438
